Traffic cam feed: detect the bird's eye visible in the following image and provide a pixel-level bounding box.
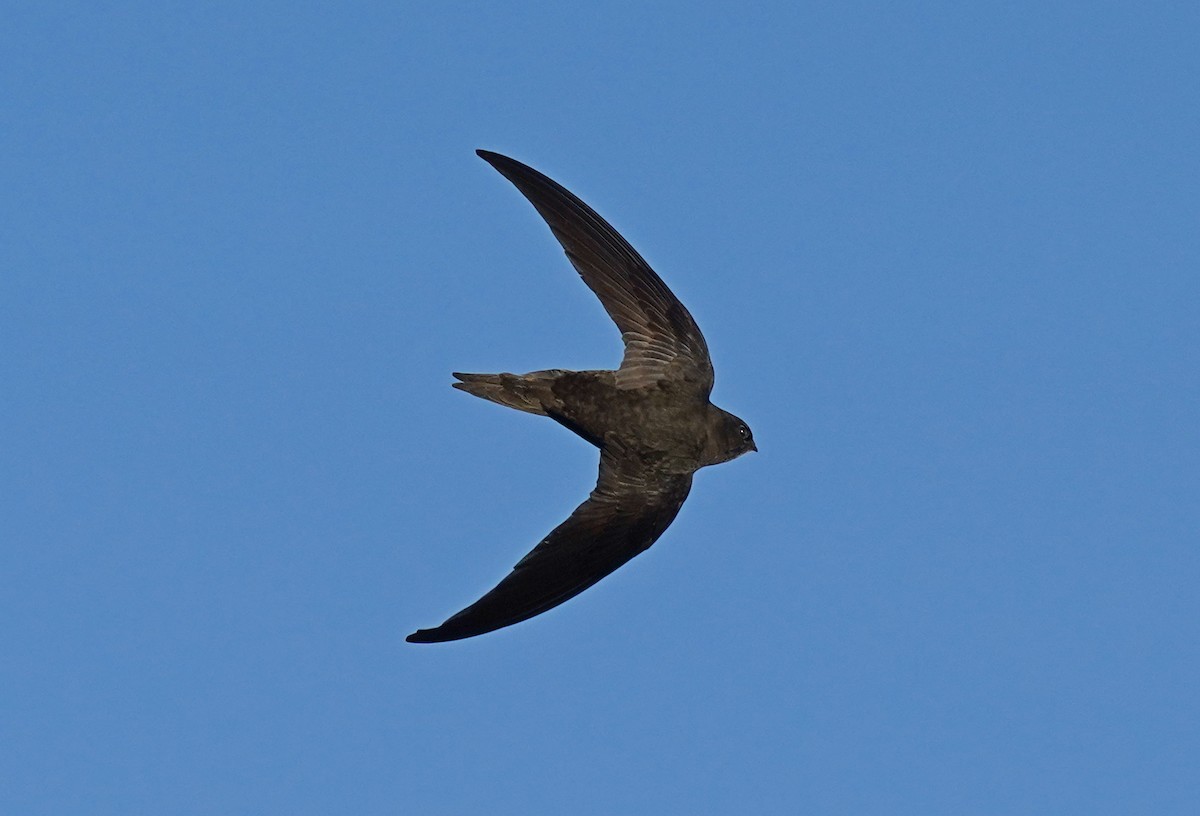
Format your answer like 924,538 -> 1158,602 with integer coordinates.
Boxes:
738,424 -> 750,439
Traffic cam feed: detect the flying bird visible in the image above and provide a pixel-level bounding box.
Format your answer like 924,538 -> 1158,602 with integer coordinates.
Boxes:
407,150 -> 755,643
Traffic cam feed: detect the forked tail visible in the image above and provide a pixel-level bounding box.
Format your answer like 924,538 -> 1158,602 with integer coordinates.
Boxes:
451,370 -> 566,415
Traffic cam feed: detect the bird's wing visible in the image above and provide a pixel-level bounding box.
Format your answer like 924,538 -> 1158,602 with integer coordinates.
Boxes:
407,441 -> 693,643
477,150 -> 714,394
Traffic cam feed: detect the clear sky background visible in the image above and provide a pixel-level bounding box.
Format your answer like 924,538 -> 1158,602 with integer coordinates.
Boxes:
3,2 -> 1198,814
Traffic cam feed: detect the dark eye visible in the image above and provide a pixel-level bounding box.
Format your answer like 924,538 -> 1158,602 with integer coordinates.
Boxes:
738,424 -> 750,439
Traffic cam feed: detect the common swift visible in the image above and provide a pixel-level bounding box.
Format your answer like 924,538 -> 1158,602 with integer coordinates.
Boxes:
407,150 -> 755,643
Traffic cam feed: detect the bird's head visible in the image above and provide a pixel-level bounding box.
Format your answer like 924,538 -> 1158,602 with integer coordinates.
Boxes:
702,407 -> 756,466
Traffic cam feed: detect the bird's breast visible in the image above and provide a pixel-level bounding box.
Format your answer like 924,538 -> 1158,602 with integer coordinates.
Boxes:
549,374 -> 708,466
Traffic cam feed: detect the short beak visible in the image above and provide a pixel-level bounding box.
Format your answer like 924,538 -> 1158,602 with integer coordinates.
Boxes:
749,441 -> 758,453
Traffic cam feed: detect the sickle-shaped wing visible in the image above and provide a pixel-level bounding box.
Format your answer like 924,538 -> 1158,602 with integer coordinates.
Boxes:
478,150 -> 714,394
407,442 -> 692,643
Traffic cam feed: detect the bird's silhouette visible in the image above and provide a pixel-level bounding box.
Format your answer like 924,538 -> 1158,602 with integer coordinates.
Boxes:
407,151 -> 754,643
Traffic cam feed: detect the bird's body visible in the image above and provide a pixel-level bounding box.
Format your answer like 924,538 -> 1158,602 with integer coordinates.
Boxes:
453,369 -> 742,470
408,151 -> 754,644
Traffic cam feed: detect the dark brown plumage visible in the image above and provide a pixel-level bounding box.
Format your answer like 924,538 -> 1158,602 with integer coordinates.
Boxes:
407,150 -> 754,644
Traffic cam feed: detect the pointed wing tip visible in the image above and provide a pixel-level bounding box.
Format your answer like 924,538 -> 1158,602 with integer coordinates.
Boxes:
477,149 -> 529,178
406,628 -> 447,644
407,621 -> 485,644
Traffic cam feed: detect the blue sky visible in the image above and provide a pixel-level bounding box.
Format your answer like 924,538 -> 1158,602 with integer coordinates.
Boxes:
3,2 -> 1198,813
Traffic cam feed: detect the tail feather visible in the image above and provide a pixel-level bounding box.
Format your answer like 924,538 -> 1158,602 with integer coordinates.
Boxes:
452,370 -> 565,415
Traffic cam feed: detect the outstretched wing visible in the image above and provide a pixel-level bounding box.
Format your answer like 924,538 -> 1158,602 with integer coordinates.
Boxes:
407,443 -> 693,643
477,150 -> 714,394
